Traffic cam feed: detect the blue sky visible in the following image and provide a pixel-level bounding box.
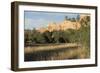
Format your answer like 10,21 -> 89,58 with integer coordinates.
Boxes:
24,11 -> 79,30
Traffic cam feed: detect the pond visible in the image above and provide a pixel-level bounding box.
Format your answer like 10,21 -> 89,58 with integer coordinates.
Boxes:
24,46 -> 87,61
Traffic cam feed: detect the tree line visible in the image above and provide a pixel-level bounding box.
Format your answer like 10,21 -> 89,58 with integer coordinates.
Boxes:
24,15 -> 90,48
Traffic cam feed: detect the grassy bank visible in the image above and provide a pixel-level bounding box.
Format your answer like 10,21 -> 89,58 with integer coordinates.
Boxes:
24,43 -> 90,61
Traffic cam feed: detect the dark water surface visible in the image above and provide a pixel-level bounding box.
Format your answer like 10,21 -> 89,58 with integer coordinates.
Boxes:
24,47 -> 81,61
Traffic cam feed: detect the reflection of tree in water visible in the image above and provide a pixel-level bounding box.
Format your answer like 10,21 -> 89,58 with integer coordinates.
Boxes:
24,47 -> 79,61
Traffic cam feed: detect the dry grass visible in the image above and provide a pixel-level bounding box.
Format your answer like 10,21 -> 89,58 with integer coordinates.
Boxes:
24,43 -> 90,61
24,43 -> 80,53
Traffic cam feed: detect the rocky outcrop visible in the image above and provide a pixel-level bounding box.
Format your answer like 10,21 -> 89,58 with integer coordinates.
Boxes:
37,14 -> 90,33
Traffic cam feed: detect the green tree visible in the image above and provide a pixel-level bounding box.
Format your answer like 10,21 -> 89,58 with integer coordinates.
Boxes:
78,15 -> 90,48
43,31 -> 52,43
52,31 -> 60,43
31,29 -> 46,43
24,30 -> 32,43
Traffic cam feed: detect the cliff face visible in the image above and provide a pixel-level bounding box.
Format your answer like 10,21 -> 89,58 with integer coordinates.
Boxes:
37,20 -> 81,33
37,14 -> 89,33
47,20 -> 81,31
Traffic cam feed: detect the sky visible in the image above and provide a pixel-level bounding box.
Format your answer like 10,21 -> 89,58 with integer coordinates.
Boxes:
24,11 -> 79,30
